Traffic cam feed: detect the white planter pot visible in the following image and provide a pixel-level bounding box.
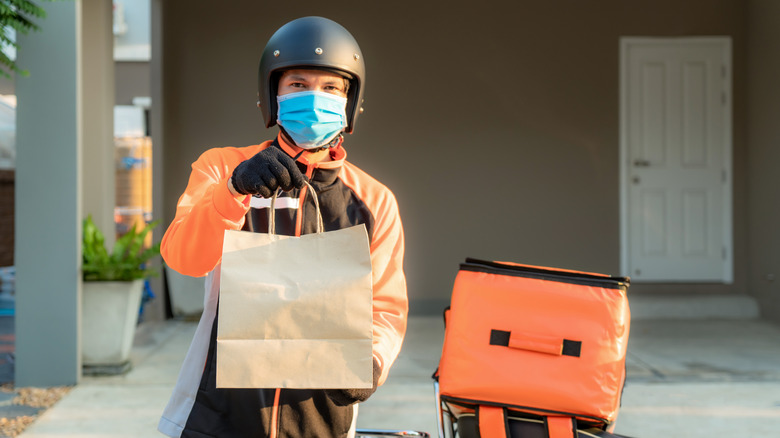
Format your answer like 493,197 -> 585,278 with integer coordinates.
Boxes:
81,279 -> 144,366
165,265 -> 205,318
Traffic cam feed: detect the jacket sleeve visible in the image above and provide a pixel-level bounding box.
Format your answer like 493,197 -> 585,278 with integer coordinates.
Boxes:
369,188 -> 409,386
161,147 -> 253,277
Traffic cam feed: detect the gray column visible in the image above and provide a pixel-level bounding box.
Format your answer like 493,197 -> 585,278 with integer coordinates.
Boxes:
149,0 -> 167,320
15,0 -> 115,386
15,2 -> 81,386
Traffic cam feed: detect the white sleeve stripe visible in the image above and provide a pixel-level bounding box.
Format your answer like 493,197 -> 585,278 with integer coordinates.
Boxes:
249,197 -> 300,209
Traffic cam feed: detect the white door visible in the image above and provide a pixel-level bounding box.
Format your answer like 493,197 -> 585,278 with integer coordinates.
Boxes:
620,38 -> 732,283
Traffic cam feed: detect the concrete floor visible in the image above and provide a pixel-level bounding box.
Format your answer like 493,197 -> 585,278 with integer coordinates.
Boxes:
19,314 -> 780,437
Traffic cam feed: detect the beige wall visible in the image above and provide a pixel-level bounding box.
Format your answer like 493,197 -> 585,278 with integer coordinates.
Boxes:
159,0 -> 750,313
115,62 -> 151,105
81,1 -> 116,250
747,0 -> 780,321
0,78 -> 13,95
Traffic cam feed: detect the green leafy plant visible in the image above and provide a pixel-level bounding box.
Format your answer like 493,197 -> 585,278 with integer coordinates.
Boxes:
1,0 -> 55,78
82,215 -> 162,282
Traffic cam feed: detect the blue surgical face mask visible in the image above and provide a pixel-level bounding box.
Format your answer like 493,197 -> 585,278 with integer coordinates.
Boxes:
276,91 -> 348,149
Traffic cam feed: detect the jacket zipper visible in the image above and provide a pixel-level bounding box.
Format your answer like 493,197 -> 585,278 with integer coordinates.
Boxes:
294,163 -> 315,236
271,160 -> 311,437
295,185 -> 307,236
270,388 -> 281,438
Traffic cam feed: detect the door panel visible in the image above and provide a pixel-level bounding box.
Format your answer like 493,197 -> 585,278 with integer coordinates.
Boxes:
640,63 -> 667,165
621,38 -> 732,282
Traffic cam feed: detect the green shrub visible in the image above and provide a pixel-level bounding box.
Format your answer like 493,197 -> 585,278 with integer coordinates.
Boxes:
82,215 -> 161,282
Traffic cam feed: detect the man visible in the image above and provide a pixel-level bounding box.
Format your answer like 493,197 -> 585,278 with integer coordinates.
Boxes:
158,17 -> 408,438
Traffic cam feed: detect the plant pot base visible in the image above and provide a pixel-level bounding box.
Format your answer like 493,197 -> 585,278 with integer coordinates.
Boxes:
165,265 -> 205,319
82,280 -> 144,367
83,361 -> 132,376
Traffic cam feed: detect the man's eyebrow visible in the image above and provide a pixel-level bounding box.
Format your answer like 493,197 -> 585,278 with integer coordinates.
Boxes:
323,78 -> 346,87
283,75 -> 308,82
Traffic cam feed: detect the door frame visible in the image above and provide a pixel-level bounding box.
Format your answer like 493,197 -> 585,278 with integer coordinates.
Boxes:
619,37 -> 733,283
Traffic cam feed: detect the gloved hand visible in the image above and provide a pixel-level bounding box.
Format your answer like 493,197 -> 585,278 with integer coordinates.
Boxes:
325,358 -> 382,406
230,146 -> 306,197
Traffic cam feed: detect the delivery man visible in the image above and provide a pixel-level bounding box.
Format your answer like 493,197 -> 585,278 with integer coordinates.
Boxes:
157,16 -> 408,438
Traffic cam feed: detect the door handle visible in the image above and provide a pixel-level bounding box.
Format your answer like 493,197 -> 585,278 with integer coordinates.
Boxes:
633,159 -> 651,167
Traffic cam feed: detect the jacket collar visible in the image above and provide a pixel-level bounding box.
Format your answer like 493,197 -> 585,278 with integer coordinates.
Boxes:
275,133 -> 347,185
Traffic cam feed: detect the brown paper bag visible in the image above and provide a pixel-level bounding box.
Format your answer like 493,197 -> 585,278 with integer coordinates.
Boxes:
216,182 -> 373,389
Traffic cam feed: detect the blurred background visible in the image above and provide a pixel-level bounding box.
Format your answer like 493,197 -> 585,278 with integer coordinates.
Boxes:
2,0 -> 779,387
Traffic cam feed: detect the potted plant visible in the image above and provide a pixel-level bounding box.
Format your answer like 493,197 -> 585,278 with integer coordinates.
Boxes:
81,215 -> 160,373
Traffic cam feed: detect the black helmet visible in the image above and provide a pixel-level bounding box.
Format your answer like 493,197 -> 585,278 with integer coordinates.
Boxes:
258,16 -> 365,134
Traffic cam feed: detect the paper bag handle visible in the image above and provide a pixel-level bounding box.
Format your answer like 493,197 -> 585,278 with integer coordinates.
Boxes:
268,180 -> 324,235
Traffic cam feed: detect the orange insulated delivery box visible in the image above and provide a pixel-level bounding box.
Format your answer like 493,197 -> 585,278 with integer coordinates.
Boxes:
436,258 -> 631,437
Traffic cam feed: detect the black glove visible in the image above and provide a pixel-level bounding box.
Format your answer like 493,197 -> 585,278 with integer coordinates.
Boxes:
325,359 -> 382,406
230,146 -> 306,197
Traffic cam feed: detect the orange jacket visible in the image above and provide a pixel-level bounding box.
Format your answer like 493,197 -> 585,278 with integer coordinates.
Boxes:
161,135 -> 408,384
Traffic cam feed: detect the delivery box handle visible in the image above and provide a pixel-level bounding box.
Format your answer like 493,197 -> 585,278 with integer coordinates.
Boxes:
268,181 -> 324,235
490,329 -> 582,357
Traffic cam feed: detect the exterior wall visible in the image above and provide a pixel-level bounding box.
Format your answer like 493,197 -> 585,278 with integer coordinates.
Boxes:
747,0 -> 780,321
0,78 -> 13,95
159,0 -> 749,313
115,62 -> 150,105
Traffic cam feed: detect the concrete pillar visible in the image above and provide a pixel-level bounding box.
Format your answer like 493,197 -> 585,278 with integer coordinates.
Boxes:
15,0 -> 115,386
81,1 -> 116,246
149,0 -> 167,320
15,2 -> 81,387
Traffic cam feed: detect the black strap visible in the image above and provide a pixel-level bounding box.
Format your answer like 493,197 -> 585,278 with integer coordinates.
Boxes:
461,258 -> 629,290
489,329 -> 582,358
